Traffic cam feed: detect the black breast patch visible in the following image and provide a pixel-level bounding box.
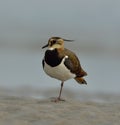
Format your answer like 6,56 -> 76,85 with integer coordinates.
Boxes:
42,59 -> 45,68
44,49 -> 63,67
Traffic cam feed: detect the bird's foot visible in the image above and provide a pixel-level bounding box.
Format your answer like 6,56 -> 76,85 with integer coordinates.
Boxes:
51,97 -> 65,102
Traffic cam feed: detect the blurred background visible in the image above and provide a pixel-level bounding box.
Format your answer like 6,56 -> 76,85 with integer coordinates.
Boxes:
0,0 -> 120,100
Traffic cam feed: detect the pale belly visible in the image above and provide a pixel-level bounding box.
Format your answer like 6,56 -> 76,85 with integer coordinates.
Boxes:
44,62 -> 76,81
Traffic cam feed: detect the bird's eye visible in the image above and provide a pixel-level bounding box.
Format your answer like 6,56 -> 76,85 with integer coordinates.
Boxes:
52,40 -> 56,44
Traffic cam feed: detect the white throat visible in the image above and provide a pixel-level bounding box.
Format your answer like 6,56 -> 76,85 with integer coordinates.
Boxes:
48,47 -> 55,50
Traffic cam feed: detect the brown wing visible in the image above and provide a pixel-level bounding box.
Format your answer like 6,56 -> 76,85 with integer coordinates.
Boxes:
58,48 -> 87,77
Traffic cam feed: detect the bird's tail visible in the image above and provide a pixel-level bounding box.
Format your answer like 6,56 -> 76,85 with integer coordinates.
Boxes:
74,77 -> 87,85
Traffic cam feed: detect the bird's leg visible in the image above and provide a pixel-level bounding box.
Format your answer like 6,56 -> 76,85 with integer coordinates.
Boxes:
57,81 -> 64,101
51,81 -> 65,102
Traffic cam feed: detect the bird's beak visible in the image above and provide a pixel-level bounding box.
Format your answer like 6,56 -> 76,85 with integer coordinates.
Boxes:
42,43 -> 49,49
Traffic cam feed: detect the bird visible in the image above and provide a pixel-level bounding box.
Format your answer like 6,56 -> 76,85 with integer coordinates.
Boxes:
42,37 -> 87,102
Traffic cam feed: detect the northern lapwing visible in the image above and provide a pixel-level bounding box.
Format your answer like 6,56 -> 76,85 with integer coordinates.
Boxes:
42,37 -> 87,102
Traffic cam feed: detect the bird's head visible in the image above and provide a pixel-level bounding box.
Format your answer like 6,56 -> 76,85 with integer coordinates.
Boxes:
42,37 -> 74,50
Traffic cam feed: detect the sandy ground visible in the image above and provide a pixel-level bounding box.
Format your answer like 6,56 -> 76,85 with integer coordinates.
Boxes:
0,90 -> 120,125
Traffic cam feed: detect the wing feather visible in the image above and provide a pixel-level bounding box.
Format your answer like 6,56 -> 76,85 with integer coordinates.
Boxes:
58,48 -> 87,77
